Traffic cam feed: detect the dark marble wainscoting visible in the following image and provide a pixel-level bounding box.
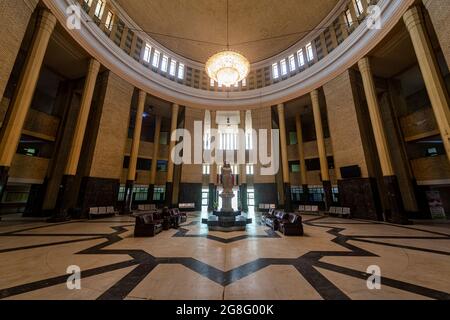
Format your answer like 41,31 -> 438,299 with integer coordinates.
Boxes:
123,180 -> 134,214
77,177 -> 120,217
179,183 -> 203,211
165,182 -> 173,207
23,181 -> 48,217
240,183 -> 248,212
283,183 -> 293,212
383,175 -> 408,224
338,178 -> 383,221
0,166 -> 9,203
254,183 -> 278,209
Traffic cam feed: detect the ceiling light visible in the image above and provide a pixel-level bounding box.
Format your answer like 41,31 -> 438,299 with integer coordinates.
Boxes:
206,51 -> 250,87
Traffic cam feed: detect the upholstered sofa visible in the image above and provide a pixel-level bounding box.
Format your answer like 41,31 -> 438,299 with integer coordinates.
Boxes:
134,213 -> 163,237
262,209 -> 288,230
170,208 -> 187,223
279,213 -> 304,236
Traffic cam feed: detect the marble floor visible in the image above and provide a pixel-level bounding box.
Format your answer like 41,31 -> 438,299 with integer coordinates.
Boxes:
0,212 -> 449,300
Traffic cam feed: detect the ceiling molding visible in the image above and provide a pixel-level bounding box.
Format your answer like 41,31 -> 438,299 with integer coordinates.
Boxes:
42,0 -> 415,110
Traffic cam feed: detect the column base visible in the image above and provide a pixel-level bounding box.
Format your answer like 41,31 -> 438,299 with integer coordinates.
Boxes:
302,184 -> 309,204
284,183 -> 293,212
338,178 -> 382,221
383,175 -> 409,224
23,180 -> 48,217
48,174 -> 76,223
165,182 -> 174,208
147,184 -> 155,203
240,183 -> 248,212
323,180 -> 333,211
122,180 -> 134,214
0,166 -> 10,203
208,183 -> 217,211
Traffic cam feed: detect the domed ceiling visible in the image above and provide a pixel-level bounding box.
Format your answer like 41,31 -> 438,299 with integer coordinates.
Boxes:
115,0 -> 339,63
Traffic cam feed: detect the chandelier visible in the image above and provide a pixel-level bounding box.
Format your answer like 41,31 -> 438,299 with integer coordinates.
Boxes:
206,51 -> 250,87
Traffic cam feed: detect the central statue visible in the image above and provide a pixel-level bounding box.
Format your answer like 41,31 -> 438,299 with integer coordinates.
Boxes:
202,161 -> 252,231
220,162 -> 234,212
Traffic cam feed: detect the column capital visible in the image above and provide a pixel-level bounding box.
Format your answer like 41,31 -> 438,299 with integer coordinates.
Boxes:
358,57 -> 371,73
171,103 -> 179,114
88,59 -> 101,74
38,9 -> 57,35
403,6 -> 424,33
138,89 -> 147,101
276,103 -> 284,113
310,89 -> 319,99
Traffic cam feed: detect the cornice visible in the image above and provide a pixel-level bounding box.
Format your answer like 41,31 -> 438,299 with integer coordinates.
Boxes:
42,0 -> 414,109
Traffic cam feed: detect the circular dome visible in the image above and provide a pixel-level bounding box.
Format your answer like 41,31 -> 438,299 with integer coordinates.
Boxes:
115,0 -> 340,63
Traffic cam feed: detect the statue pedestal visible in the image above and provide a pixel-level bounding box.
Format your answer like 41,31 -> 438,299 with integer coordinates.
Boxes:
220,192 -> 234,212
202,191 -> 252,232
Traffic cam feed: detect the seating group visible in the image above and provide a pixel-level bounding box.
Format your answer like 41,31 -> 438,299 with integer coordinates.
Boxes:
137,204 -> 157,212
261,209 -> 304,236
297,205 -> 320,215
89,206 -> 118,219
258,203 -> 276,212
328,206 -> 351,218
179,203 -> 195,211
133,207 -> 188,237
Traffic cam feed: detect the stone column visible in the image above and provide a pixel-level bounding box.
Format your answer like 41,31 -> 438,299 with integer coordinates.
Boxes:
124,90 -> 146,214
295,114 -> 309,204
0,9 -> 56,202
51,58 -> 100,221
165,103 -> 179,207
404,6 -> 450,163
148,115 -> 162,203
358,57 -> 407,224
277,104 -> 292,212
311,89 -> 333,210
239,110 -> 248,212
208,111 -> 217,211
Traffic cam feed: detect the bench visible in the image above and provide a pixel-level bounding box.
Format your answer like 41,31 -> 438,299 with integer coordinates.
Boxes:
328,206 -> 351,218
137,204 -> 157,212
258,204 -> 276,212
179,203 -> 196,211
89,206 -> 117,219
298,205 -> 319,215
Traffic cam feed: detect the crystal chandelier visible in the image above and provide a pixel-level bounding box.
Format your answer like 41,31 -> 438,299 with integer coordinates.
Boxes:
206,51 -> 250,87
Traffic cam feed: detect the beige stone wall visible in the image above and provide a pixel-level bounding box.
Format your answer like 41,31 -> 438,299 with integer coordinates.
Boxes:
121,169 -> 166,185
88,72 -> 133,179
180,107 -> 203,183
124,139 -> 169,160
411,155 -> 450,181
0,0 -> 37,101
423,0 -> 450,67
23,108 -> 60,141
9,154 -> 49,183
323,70 -> 370,179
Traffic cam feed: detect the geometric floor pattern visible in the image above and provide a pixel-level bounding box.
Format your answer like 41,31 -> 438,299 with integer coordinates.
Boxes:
0,213 -> 449,300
